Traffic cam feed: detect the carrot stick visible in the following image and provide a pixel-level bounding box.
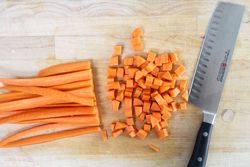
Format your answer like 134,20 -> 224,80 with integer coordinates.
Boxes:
0,86 -> 94,104
48,80 -> 93,90
42,103 -> 84,108
0,123 -> 92,146
0,70 -> 92,87
14,115 -> 100,124
0,91 -> 38,100
0,107 -> 97,125
0,126 -> 101,148
38,61 -> 91,77
0,111 -> 29,119
0,88 -> 94,112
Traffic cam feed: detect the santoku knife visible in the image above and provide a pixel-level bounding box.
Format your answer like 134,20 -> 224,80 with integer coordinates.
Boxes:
187,2 -> 245,167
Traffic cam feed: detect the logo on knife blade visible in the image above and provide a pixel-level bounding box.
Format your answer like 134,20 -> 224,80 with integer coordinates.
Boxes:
217,49 -> 230,82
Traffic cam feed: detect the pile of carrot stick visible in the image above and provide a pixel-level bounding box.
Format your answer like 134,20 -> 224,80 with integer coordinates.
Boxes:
0,61 -> 101,148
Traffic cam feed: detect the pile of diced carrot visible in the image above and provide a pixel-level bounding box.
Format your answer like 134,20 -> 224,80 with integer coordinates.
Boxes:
0,61 -> 101,147
107,28 -> 189,142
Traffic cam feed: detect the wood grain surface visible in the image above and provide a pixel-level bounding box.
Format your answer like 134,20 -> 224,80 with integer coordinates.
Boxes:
0,0 -> 249,167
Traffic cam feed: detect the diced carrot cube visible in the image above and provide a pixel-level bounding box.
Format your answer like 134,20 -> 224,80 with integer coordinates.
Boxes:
116,68 -> 124,78
162,63 -> 172,72
151,116 -> 160,128
134,87 -> 142,98
154,57 -> 162,66
132,27 -> 143,37
126,125 -> 135,133
152,111 -> 161,121
133,98 -> 143,106
150,145 -> 159,152
140,61 -> 150,69
124,91 -> 132,97
126,88 -> 133,92
110,123 -> 115,131
128,67 -> 138,78
168,87 -> 180,97
125,108 -> 133,117
133,43 -> 144,51
112,129 -> 123,138
180,80 -> 187,90
113,81 -> 120,89
153,78 -> 163,86
160,105 -> 172,114
110,56 -> 118,66
141,94 -> 150,101
161,54 -> 169,63
147,51 -> 156,63
162,72 -> 172,80
114,46 -> 122,56
146,114 -> 152,124
143,101 -> 151,113
143,88 -> 151,95
135,70 -> 144,82
126,79 -> 134,88
181,90 -> 189,101
154,122 -> 162,132
160,120 -> 168,128
124,66 -> 130,75
162,81 -> 172,87
137,129 -> 148,140
124,74 -> 131,81
107,77 -> 115,84
115,122 -> 128,130
145,74 -> 154,86
157,128 -> 169,139
151,66 -> 159,77
119,84 -> 126,90
133,56 -> 137,66
161,92 -> 173,103
159,86 -> 170,94
151,102 -> 161,111
145,62 -> 156,72
144,123 -> 151,132
174,64 -> 186,77
129,129 -> 138,138
107,90 -> 115,99
138,112 -> 146,123
170,101 -> 178,112
123,58 -> 133,66
131,37 -> 141,46
180,102 -> 187,109
162,112 -> 171,121
135,106 -> 143,117
141,68 -> 148,76
151,84 -> 159,90
154,94 -> 166,106
126,117 -> 134,126
170,73 -> 176,88
169,53 -> 178,63
157,72 -> 165,79
137,56 -> 146,67
107,83 -> 113,90
137,78 -> 146,89
108,68 -> 117,77
116,91 -> 124,102
125,97 -> 132,108
151,91 -> 159,99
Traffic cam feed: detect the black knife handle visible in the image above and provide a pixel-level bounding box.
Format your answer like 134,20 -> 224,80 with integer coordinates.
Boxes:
187,122 -> 213,167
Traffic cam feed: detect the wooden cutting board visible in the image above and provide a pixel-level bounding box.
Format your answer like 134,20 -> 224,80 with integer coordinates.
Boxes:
0,1 -> 250,166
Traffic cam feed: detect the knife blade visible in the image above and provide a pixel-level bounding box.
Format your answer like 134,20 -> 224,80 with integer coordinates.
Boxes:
187,2 -> 245,167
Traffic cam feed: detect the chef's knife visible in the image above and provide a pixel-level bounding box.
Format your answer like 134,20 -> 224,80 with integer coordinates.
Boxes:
187,2 -> 245,167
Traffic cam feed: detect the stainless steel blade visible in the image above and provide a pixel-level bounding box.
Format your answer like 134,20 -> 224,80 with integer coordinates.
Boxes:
188,2 -> 245,124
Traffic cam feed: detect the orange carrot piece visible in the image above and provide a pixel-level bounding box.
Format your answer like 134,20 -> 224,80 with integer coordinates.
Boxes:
181,90 -> 189,101
162,72 -> 172,80
107,90 -> 115,99
107,83 -> 113,90
168,87 -> 180,97
114,46 -> 122,56
170,74 -> 177,88
115,122 -> 128,130
154,57 -> 162,66
110,123 -> 115,131
140,61 -> 150,69
126,117 -> 134,126
174,64 -> 186,77
180,102 -> 187,109
162,63 -> 172,72
162,112 -> 172,121
151,83 -> 159,90
126,87 -> 133,93
161,92 -> 173,103
137,129 -> 148,140
144,123 -> 151,132
0,127 -> 101,148
128,67 -> 138,78
157,72 -> 165,79
157,128 -> 169,139
147,51 -> 156,63
0,92 -> 37,101
133,81 -> 138,88
151,116 -> 160,128
107,77 -> 115,84
129,129 -> 138,138
162,81 -> 172,87
116,91 -> 124,102
126,80 -> 134,88
141,94 -> 150,101
112,100 -> 120,111
153,78 -> 163,86
124,66 -> 131,75
125,108 -> 133,117
180,80 -> 187,90
123,58 -> 133,66
110,56 -> 118,66
132,27 -> 143,37
161,105 -> 172,114
116,68 -> 124,78
124,74 -> 131,81
143,101 -> 151,113
151,102 -> 161,111
112,129 -> 123,138
133,56 -> 138,66
125,97 -> 132,108
137,56 -> 146,67
161,54 -> 169,64
0,70 -> 92,87
124,91 -> 132,97
151,67 -> 159,77
154,122 -> 162,132
146,114 -> 152,124
152,111 -> 161,121
145,74 -> 154,86
141,68 -> 149,77
154,94 -> 166,106
135,70 -> 144,82
169,53 -> 178,63
102,130 -> 108,141
133,43 -> 144,51
131,37 -> 141,46
170,101 -> 178,112
135,106 -> 142,117
119,84 -> 126,91
159,86 -> 170,94
150,145 -> 159,152
137,78 -> 146,89
138,112 -> 146,123
113,81 -> 121,89
38,61 -> 91,77
49,80 -> 93,91
108,68 -> 117,78
151,91 -> 159,99
145,62 -> 156,72
134,87 -> 142,98
160,120 -> 168,128
133,98 -> 143,106
143,88 -> 151,95
126,125 -> 135,133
